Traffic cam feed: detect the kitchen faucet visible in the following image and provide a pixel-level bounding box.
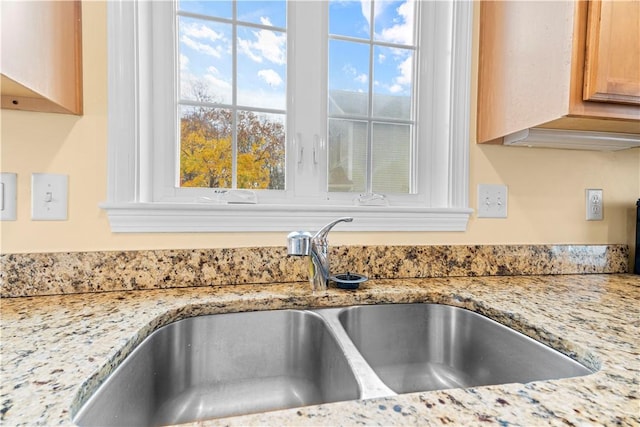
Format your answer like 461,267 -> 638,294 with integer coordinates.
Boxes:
287,217 -> 353,291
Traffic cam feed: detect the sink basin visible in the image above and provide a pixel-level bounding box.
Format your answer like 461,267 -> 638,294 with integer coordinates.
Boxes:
74,304 -> 593,425
338,304 -> 592,394
73,310 -> 360,426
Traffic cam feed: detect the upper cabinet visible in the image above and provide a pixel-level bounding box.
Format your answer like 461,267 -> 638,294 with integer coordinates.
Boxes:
1,1 -> 83,115
583,0 -> 640,105
477,0 -> 640,149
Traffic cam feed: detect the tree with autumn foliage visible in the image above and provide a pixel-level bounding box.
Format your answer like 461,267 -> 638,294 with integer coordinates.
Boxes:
180,86 -> 285,190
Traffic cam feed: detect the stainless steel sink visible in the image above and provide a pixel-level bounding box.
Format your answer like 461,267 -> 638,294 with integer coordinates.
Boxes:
73,310 -> 360,426
74,304 -> 593,426
337,304 -> 592,394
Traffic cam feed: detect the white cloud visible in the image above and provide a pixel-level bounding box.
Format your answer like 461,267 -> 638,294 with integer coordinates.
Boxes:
180,35 -> 224,59
237,87 -> 286,110
373,52 -> 412,95
238,24 -> 286,65
341,64 -> 368,85
238,38 -> 263,63
183,23 -> 225,43
343,64 -> 357,76
356,73 -> 368,84
395,55 -> 412,86
258,69 -> 283,87
360,0 -> 385,29
388,84 -> 403,94
180,70 -> 232,104
180,22 -> 229,59
378,1 -> 414,45
180,54 -> 189,71
204,74 -> 232,98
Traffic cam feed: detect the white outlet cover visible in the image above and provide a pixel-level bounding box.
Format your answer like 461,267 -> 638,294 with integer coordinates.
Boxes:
0,173 -> 17,221
32,173 -> 68,220
586,189 -> 603,221
477,184 -> 508,218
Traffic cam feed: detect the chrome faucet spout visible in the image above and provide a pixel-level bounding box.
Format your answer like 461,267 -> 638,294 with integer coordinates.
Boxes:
313,217 -> 353,242
287,217 -> 353,291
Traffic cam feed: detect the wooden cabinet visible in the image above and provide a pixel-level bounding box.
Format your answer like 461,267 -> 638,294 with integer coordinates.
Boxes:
583,0 -> 640,105
1,1 -> 83,115
477,0 -> 640,145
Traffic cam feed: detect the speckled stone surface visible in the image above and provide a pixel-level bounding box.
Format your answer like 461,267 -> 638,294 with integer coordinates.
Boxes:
0,245 -> 629,297
1,274 -> 638,426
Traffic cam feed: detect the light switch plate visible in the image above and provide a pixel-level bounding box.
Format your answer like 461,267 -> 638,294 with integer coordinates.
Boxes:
0,173 -> 17,221
477,184 -> 508,218
32,173 -> 68,220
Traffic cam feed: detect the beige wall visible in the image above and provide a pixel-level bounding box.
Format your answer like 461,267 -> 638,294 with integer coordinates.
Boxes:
1,2 -> 639,258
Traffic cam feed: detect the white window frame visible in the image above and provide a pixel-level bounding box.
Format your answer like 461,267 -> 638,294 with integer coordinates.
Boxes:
101,0 -> 473,232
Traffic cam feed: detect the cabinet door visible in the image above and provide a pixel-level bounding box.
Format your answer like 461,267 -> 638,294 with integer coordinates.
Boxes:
1,1 -> 82,114
583,0 -> 640,105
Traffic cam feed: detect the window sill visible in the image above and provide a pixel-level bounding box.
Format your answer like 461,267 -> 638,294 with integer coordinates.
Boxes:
100,202 -> 474,232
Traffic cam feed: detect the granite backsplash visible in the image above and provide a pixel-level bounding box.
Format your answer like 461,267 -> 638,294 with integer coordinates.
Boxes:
0,244 -> 629,298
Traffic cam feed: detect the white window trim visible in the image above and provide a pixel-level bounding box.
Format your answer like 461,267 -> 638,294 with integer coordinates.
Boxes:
101,0 -> 473,233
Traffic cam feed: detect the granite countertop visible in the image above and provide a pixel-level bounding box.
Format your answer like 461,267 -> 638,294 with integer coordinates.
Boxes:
1,274 -> 638,426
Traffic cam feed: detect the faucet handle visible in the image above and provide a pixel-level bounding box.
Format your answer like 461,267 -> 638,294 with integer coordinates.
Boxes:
287,231 -> 313,256
313,217 -> 353,242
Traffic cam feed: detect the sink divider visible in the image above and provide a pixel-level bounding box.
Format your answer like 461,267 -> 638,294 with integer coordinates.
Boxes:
310,308 -> 397,400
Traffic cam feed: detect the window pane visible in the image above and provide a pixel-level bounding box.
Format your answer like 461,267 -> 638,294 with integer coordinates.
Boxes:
373,46 -> 413,119
237,1 -> 286,28
329,0 -> 370,40
179,1 -> 232,19
328,40 -> 370,116
237,25 -> 287,110
374,0 -> 415,45
237,111 -> 285,190
372,122 -> 411,193
328,119 -> 367,193
180,108 -> 285,190
178,17 -> 232,104
180,106 -> 233,188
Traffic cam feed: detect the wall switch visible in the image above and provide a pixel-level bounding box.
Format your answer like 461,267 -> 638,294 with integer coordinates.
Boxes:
0,173 -> 17,221
586,189 -> 603,221
477,184 -> 508,218
32,173 -> 68,220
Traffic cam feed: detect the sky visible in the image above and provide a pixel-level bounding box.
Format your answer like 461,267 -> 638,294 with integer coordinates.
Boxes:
177,0 -> 415,112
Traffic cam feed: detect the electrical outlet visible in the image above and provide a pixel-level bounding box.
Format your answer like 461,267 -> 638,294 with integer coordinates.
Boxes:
586,189 -> 603,221
477,184 -> 508,218
32,173 -> 68,220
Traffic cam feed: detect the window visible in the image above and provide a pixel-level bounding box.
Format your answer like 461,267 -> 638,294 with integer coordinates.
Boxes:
103,0 -> 473,232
